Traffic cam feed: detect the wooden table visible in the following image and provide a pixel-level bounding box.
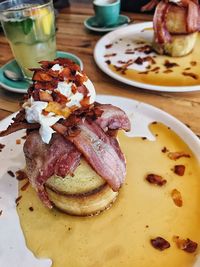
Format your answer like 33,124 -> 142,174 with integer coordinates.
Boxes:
0,2 -> 200,137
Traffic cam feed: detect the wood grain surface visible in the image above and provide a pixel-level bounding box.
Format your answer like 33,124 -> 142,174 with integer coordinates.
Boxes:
0,2 -> 200,137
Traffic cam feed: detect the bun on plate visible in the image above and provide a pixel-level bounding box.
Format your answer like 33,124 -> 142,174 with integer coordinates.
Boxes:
142,0 -> 200,57
45,159 -> 118,216
0,58 -> 130,216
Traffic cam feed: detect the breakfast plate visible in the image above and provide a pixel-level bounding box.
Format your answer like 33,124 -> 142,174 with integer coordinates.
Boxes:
84,15 -> 130,32
0,95 -> 200,267
0,51 -> 83,94
94,22 -> 200,92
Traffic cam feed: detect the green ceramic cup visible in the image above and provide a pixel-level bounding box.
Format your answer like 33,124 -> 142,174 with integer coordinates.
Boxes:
93,0 -> 120,27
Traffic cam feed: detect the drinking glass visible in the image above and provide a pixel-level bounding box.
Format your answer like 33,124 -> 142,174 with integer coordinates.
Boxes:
0,0 -> 56,79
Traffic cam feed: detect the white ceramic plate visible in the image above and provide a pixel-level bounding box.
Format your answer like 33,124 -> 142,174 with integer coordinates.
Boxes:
0,95 -> 200,267
94,22 -> 200,92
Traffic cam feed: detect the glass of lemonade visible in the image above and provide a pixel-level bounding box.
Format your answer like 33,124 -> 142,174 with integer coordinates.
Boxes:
0,0 -> 56,79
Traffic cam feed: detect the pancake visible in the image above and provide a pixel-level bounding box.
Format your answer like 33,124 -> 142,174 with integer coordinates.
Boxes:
44,159 -> 118,216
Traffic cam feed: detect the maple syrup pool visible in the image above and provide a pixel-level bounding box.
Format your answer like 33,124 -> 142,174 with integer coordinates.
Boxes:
17,123 -> 200,267
108,34 -> 200,87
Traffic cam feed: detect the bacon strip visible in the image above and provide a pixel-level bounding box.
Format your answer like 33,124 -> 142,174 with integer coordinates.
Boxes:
66,120 -> 126,192
24,132 -> 81,208
146,0 -> 199,44
0,109 -> 40,137
153,1 -> 171,44
95,104 -> 131,132
186,0 -> 199,32
0,122 -> 39,137
141,0 -> 159,12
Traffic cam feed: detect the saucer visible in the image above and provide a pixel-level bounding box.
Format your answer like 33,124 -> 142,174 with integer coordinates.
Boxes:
84,15 -> 130,32
0,51 -> 83,94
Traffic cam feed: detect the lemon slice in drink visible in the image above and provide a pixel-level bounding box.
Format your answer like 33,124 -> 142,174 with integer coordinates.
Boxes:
34,7 -> 53,35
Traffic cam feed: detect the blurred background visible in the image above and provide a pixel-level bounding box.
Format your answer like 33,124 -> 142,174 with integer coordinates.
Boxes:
53,0 -> 152,12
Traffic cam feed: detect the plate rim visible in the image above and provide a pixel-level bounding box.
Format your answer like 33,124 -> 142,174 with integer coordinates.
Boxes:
0,94 -> 200,266
97,95 -> 200,160
0,51 -> 84,94
94,22 -> 200,93
84,14 -> 130,32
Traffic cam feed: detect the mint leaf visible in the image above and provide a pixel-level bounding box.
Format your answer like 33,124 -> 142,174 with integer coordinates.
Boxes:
22,18 -> 33,35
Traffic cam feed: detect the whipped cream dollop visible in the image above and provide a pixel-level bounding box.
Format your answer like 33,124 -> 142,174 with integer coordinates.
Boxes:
23,98 -> 64,144
23,63 -> 96,144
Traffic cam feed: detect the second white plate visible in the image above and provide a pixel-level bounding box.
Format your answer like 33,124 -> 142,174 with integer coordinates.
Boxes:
94,22 -> 200,92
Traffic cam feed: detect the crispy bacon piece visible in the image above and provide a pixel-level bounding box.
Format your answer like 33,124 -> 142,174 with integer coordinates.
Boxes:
171,189 -> 183,207
15,196 -> 22,206
68,120 -> 126,192
16,139 -> 21,144
95,104 -> 131,132
0,143 -> 5,152
24,131 -> 81,208
0,121 -> 39,137
7,170 -> 15,177
53,119 -> 126,192
39,58 -> 80,72
34,80 -> 58,92
16,170 -> 28,181
39,90 -> 53,102
153,1 -> 171,44
58,67 -> 73,81
150,237 -> 170,251
105,43 -> 113,49
173,236 -> 198,253
146,173 -> 167,186
20,181 -> 30,191
173,165 -> 185,176
168,151 -> 190,160
32,70 -> 53,82
0,109 -> 39,137
177,0 -> 199,32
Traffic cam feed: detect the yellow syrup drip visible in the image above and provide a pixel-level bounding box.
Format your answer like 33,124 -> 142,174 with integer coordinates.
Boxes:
17,123 -> 200,267
109,34 -> 200,87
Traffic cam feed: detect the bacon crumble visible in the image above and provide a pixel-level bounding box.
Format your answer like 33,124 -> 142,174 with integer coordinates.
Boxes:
134,57 -> 143,65
105,43 -> 113,49
171,189 -> 183,207
161,146 -> 168,153
173,236 -> 198,253
163,69 -> 173,74
0,143 -> 5,152
182,72 -> 198,80
16,170 -> 28,181
146,174 -> 167,186
16,139 -> 21,145
125,49 -> 135,54
150,237 -> 170,251
15,195 -> 22,206
164,60 -> 179,69
7,170 -> 15,177
104,53 -> 117,58
105,60 -> 111,65
134,45 -> 154,54
173,165 -> 185,176
20,181 -> 30,191
167,152 -> 190,160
